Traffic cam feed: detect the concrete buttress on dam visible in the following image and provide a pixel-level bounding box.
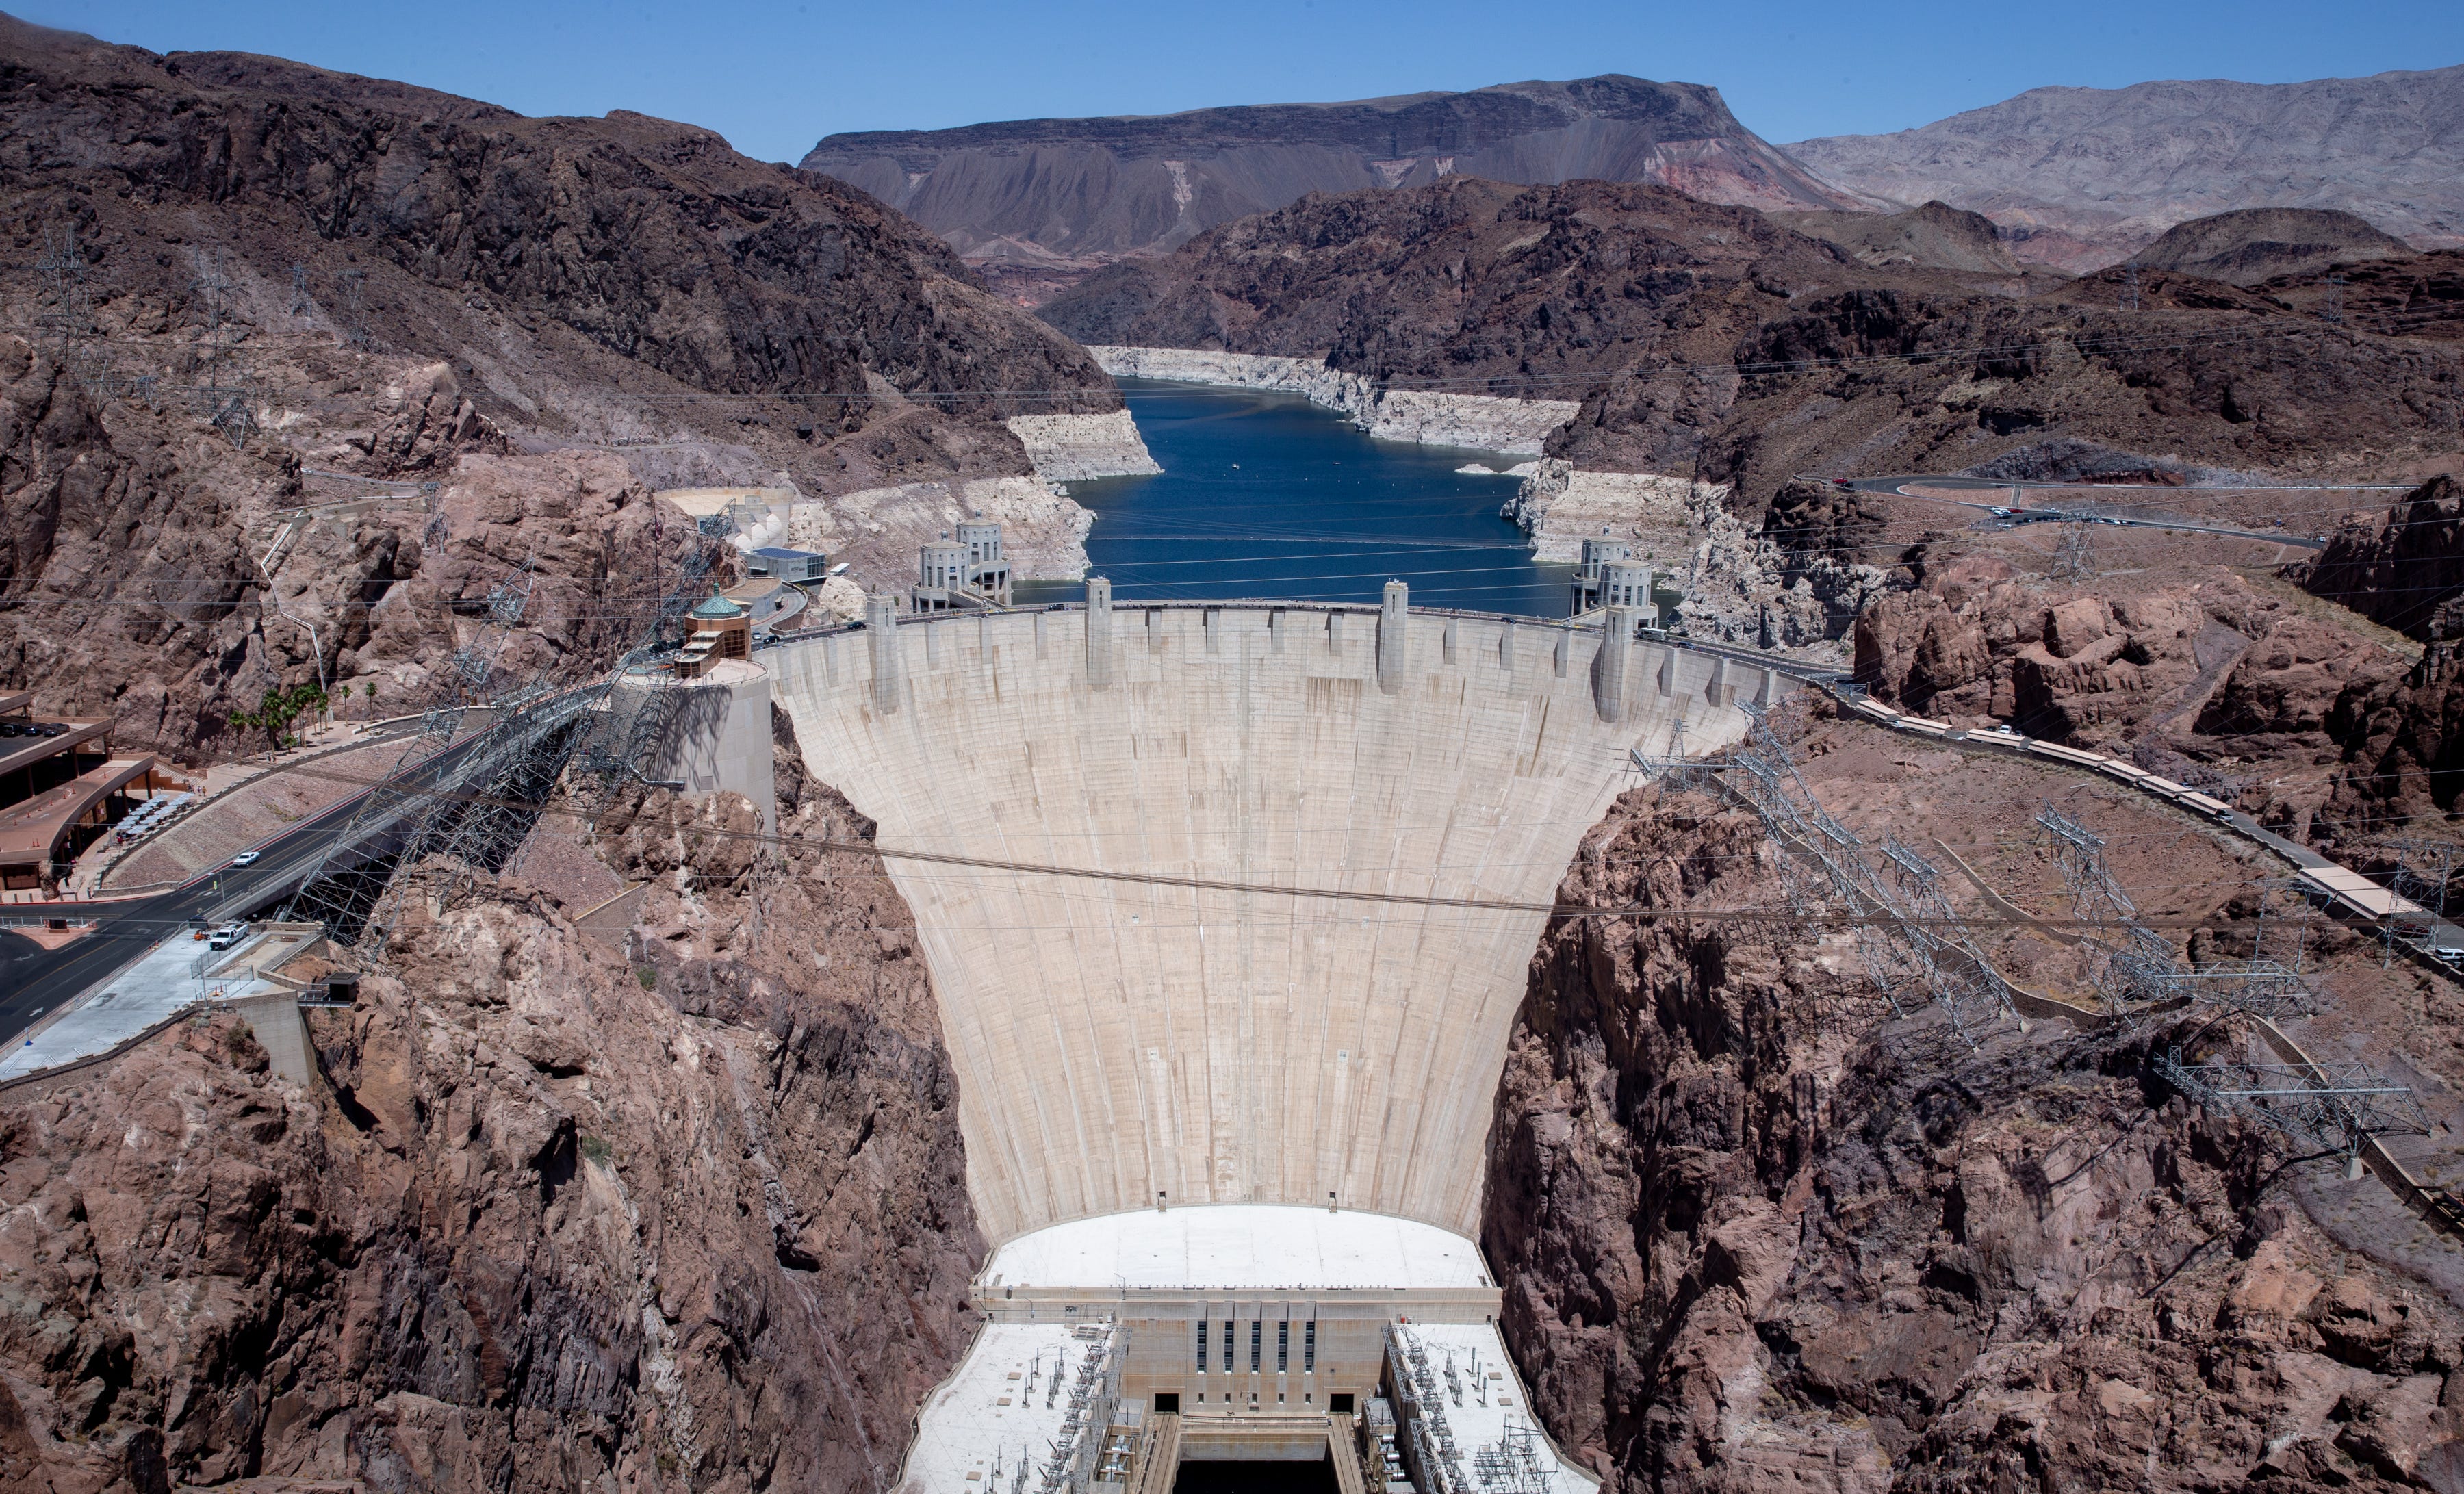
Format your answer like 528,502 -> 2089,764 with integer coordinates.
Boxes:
771,597 -> 1782,1243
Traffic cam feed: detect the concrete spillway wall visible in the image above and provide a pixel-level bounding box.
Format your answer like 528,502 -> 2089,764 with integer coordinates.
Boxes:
768,602 -> 1788,1242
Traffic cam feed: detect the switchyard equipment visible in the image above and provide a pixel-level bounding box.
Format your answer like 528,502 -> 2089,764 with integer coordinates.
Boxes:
2155,1046 -> 2430,1175
2033,806 -> 2314,1020
1386,1326 -> 1468,1494
1719,701 -> 2017,1044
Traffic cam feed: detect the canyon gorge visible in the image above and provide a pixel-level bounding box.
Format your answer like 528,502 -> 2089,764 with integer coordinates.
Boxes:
5,10 -> 2464,1494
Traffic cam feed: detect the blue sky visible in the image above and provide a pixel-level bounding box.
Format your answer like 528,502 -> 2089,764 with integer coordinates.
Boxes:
25,1 -> 2464,164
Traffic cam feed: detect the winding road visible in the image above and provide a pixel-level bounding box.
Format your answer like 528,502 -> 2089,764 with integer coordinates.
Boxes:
1842,473 -> 2339,550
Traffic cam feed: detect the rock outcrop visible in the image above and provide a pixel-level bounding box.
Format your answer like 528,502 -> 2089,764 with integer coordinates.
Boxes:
1767,199 -> 2036,278
0,15 -> 1125,759
2127,207 -> 2419,287
2298,474 -> 2464,641
1003,411 -> 1161,482
1483,780 -> 2464,1491
1504,461 -> 1712,561
0,730 -> 981,1493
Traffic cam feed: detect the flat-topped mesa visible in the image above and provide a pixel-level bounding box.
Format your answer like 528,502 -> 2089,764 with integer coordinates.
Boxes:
767,584 -> 1799,1243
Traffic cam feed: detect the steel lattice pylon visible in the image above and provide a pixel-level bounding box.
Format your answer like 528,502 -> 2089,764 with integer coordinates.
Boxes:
1719,702 -> 2017,1044
2035,804 -> 2315,1020
282,532 -> 715,962
2156,1046 -> 2429,1163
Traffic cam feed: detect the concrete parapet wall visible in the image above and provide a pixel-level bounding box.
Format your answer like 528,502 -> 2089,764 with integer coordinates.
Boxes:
769,605 -> 1782,1241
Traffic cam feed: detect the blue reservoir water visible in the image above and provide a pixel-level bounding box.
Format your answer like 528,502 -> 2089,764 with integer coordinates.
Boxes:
1016,379 -> 1574,618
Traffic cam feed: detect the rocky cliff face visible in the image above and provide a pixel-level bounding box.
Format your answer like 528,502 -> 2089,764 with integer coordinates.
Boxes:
2300,474 -> 2464,641
0,16 -> 1121,759
1767,200 -> 2036,279
1851,555 -> 2416,834
1786,65 -> 2464,271
0,728 -> 981,1493
802,75 -> 1862,300
1483,780 -> 2464,1491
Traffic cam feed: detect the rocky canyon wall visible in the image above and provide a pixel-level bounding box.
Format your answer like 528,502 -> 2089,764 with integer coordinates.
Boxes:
1003,411 -> 1162,482
0,729 -> 983,1493
1483,779 -> 2464,1491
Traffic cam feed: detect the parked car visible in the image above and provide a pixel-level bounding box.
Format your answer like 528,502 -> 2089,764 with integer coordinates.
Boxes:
207,923 -> 248,951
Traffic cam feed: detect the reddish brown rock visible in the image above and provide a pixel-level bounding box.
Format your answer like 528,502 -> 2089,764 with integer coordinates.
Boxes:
0,732 -> 979,1493
1482,780 -> 2464,1493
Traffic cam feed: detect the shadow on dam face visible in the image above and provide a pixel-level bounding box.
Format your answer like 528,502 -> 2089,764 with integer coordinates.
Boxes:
769,602 -> 1782,1241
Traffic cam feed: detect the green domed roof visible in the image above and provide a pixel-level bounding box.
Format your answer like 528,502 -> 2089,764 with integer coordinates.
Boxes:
689,592 -> 746,619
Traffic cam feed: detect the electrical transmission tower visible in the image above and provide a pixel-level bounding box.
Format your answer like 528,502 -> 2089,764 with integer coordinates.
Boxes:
1719,702 -> 2018,1044
2155,1045 -> 2427,1175
35,220 -> 92,380
2120,263 -> 2141,313
187,249 -> 258,445
2049,526 -> 2099,583
2375,833 -> 2454,971
289,261 -> 311,318
282,524 -> 720,964
2035,805 -> 2313,1020
337,267 -> 373,350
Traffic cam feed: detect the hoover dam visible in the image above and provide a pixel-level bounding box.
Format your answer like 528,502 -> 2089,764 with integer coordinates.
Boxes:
763,583 -> 1804,1489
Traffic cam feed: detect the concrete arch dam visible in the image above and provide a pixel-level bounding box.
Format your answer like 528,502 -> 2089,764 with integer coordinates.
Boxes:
769,593 -> 1792,1244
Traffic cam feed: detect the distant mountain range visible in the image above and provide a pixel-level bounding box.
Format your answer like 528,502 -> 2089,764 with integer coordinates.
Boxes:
804,64 -> 2464,295
799,77 -> 1863,300
1787,65 -> 2464,271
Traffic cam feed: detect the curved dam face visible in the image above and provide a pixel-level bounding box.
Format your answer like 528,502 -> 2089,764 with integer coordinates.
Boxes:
768,597 -> 1780,1242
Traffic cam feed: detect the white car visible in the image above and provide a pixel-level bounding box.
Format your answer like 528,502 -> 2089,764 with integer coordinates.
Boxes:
207,923 -> 248,951
230,851 -> 261,867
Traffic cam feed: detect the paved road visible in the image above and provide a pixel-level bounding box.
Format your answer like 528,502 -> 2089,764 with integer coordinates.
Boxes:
0,723 -> 503,1044
1843,474 -> 2331,550
0,784 -> 385,1041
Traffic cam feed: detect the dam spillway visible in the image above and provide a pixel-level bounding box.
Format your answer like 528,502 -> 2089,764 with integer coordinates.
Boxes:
768,593 -> 1791,1244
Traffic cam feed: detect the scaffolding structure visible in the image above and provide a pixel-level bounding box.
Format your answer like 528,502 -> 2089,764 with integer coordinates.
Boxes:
2034,806 -> 2314,1020
1719,703 -> 2017,1044
2155,1046 -> 2430,1166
